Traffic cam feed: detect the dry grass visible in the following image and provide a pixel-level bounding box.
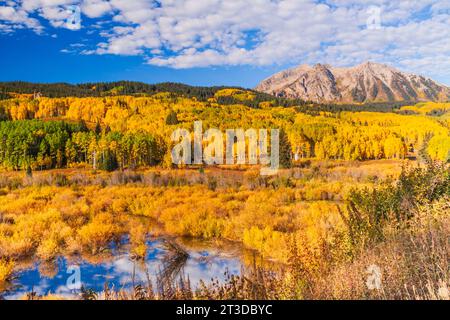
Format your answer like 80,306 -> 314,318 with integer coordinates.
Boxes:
309,198 -> 449,300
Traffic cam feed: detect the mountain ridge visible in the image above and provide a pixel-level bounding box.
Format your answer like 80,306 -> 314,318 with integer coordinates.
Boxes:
255,62 -> 450,103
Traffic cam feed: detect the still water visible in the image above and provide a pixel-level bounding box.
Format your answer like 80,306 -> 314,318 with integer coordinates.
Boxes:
1,237 -> 255,300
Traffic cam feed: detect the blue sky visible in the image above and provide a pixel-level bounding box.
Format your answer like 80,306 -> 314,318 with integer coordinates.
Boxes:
0,0 -> 449,87
0,27 -> 284,87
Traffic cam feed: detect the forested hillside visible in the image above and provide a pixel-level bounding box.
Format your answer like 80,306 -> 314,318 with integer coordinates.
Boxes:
0,89 -> 448,172
0,81 -> 271,101
0,81 -> 413,112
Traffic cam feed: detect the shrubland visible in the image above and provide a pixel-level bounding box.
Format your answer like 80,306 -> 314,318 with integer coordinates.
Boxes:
0,159 -> 447,300
63,162 -> 450,300
0,162 -> 380,263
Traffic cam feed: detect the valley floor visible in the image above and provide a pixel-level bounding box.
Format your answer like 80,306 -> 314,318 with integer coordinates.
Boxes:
0,160 -> 448,300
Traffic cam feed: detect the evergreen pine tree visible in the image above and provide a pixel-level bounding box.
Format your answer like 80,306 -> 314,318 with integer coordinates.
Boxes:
165,110 -> 179,125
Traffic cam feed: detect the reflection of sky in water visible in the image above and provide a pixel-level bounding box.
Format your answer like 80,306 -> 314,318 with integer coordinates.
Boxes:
2,239 -> 242,300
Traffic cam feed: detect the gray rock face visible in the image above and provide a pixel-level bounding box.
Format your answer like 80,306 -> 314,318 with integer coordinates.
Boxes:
255,62 -> 450,103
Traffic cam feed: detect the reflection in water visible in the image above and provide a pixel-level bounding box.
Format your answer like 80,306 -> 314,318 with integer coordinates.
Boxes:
1,238 -> 251,300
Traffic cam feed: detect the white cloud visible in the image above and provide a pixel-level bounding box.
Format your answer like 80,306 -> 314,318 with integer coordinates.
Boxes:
0,3 -> 42,32
0,0 -> 449,81
81,0 -> 112,18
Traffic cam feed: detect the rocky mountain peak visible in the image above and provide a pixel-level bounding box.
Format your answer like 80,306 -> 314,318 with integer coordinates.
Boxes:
256,62 -> 450,103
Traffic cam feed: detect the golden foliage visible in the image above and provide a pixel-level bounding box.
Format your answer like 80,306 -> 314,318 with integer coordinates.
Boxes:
1,96 -> 449,163
0,259 -> 14,282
